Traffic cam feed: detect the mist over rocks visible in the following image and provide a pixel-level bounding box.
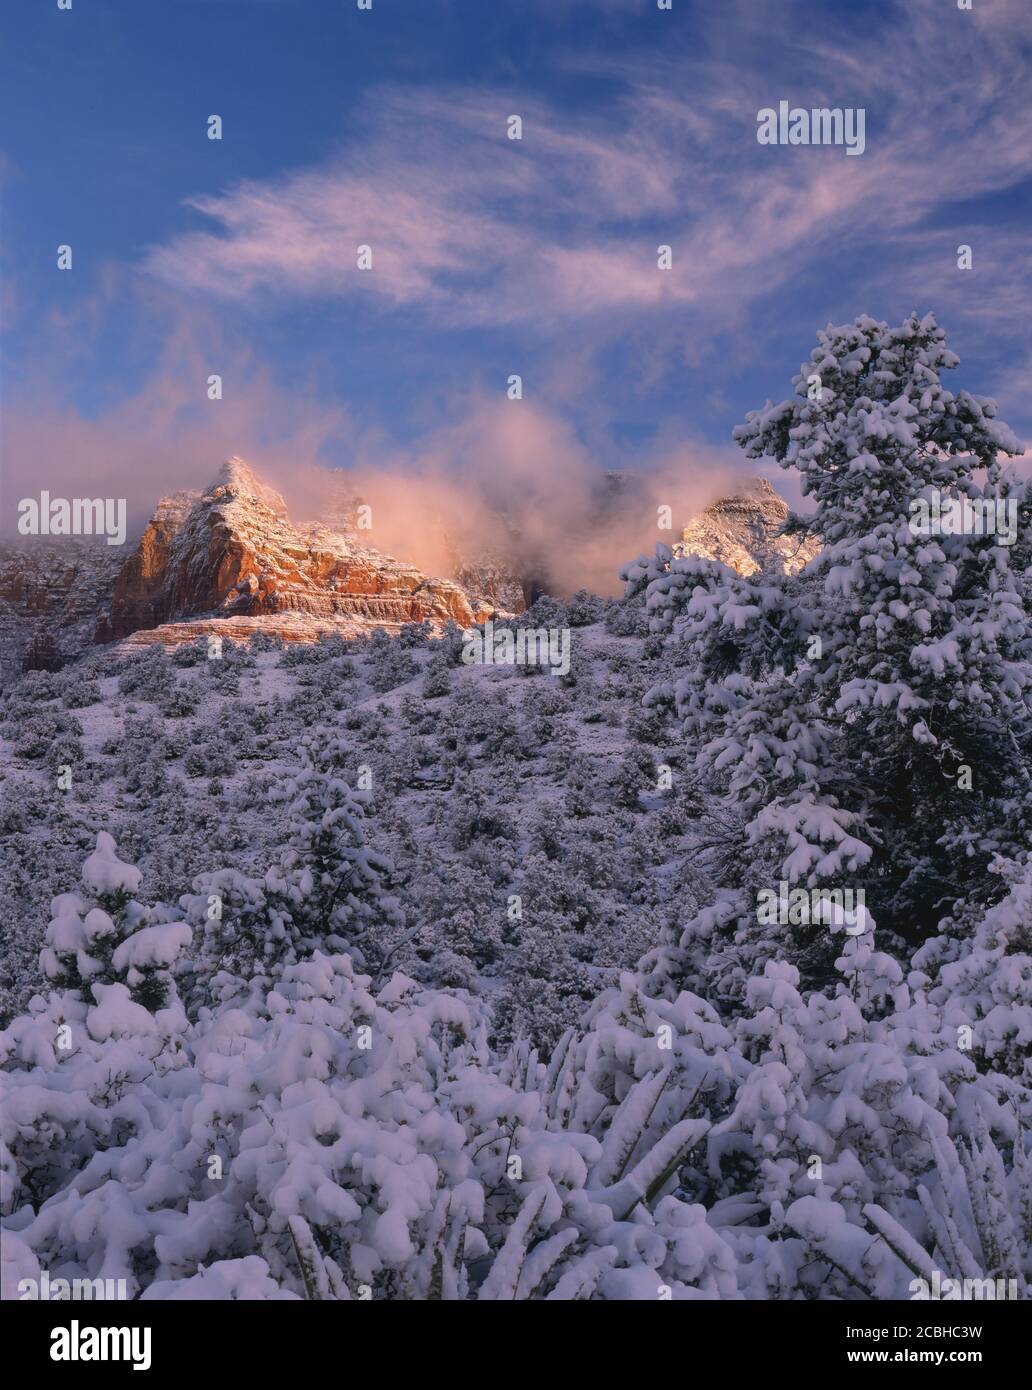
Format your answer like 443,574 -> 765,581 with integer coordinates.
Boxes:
0,461 -> 791,679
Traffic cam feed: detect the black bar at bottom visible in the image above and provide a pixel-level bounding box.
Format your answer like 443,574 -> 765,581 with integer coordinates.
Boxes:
8,1295 -> 1025,1374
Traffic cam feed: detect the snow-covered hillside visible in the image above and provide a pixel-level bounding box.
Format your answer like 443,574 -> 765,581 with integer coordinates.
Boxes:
0,599 -> 677,1043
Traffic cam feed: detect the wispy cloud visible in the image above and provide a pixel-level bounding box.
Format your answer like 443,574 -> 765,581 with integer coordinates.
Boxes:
143,0 -> 1032,344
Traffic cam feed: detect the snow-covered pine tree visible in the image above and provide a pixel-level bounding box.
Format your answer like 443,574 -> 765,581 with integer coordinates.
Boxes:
40,831 -> 191,1016
732,312 -> 1030,937
627,313 -> 1030,976
181,763 -> 406,1003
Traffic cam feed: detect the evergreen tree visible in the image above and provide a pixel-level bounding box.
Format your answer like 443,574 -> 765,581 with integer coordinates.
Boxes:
626,313 -> 1031,952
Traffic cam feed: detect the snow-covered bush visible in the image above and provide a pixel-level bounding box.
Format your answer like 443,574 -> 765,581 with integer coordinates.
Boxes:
421,655 -> 452,699
119,647 -> 175,699
8,708 -> 83,763
39,832 -> 191,1015
178,765 -> 406,1004
2,805 -> 1029,1300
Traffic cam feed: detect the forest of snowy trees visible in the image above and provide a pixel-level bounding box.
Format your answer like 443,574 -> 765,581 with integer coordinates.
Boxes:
1,315 -> 1029,1301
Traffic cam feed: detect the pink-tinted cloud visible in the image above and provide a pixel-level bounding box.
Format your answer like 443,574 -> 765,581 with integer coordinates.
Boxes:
3,309 -> 748,596
283,396 -> 748,597
141,0 -> 1032,334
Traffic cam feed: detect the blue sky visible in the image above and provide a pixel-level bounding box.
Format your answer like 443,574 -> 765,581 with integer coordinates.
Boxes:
2,0 -> 1031,540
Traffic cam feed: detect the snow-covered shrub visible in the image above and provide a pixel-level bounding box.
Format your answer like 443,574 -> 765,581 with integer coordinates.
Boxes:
603,594 -> 648,638
171,641 -> 207,668
39,832 -> 190,1014
119,647 -> 175,699
398,620 -> 433,648
368,642 -> 418,695
911,853 -> 1032,1082
248,630 -> 284,655
158,680 -> 199,719
59,677 -> 102,709
585,914 -> 1030,1299
421,656 -> 452,699
179,765 -> 405,1002
9,708 -> 83,762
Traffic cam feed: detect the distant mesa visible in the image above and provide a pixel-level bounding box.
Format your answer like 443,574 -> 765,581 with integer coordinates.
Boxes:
676,477 -> 819,576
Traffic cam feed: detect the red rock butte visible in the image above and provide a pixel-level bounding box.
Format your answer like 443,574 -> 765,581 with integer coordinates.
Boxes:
102,457 -> 497,650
